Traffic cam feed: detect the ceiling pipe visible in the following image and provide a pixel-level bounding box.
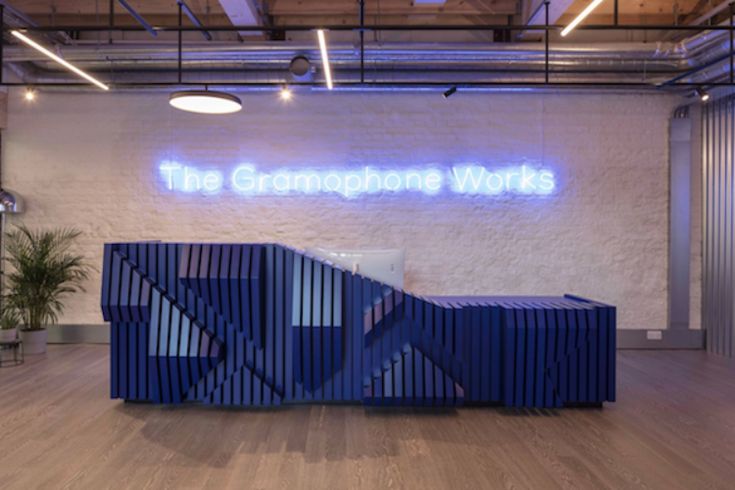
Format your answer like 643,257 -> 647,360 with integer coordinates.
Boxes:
689,0 -> 732,26
1,19 -> 733,89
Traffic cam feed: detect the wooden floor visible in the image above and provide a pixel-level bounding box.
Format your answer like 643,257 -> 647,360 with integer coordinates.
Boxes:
1,346 -> 734,490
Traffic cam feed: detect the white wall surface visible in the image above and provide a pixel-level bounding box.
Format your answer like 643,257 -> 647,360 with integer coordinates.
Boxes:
3,90 -> 676,329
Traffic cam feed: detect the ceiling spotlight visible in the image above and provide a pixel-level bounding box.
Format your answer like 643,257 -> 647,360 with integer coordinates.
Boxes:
169,90 -> 242,114
695,88 -> 710,103
24,87 -> 36,102
443,86 -> 457,98
279,86 -> 293,101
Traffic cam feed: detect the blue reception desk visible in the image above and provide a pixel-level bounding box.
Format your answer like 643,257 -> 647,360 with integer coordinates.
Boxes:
101,243 -> 615,408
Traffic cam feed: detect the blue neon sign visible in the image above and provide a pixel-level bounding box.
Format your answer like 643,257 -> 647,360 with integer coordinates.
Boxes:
158,162 -> 556,198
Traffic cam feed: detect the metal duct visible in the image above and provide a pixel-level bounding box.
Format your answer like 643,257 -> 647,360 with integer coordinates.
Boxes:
1,24 -> 733,89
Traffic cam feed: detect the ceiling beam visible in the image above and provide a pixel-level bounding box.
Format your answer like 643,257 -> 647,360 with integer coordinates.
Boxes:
524,0 -> 575,26
267,0 -> 518,16
519,0 -> 575,38
218,0 -> 262,36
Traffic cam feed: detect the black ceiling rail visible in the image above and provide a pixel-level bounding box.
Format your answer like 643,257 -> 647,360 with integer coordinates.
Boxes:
0,81 -> 729,88
4,24 -> 735,33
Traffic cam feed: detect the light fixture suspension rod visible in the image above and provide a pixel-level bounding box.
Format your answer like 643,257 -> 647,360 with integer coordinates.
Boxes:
614,0 -> 619,26
360,0 -> 365,84
108,0 -> 114,44
116,0 -> 157,37
177,1 -> 213,41
545,1 -> 549,84
731,1 -> 734,84
0,4 -> 4,85
178,3 -> 183,84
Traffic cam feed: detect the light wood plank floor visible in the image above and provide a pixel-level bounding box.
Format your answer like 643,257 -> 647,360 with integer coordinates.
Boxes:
1,346 -> 734,489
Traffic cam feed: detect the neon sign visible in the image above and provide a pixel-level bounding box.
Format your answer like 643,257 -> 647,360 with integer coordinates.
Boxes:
158,162 -> 556,198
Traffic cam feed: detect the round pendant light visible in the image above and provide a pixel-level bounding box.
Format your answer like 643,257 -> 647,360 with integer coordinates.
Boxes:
169,90 -> 242,115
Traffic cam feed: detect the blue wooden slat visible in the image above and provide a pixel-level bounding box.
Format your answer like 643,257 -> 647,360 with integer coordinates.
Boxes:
251,246 -> 264,348
265,246 -> 276,397
607,307 -> 617,401
490,305 -> 502,402
240,246 -> 252,339
534,306 -> 546,407
503,305 -> 516,406
567,308 -> 578,403
556,308 -> 569,404
480,305 -> 491,402
543,304 -> 557,407
110,323 -> 119,398
128,322 -> 137,398
524,304 -> 536,407
101,244 -> 113,321
285,249 -> 295,402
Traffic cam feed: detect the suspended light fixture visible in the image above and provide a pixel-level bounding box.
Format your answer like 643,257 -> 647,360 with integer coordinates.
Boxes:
443,86 -> 457,98
169,90 -> 242,114
561,0 -> 605,37
11,30 -> 110,90
316,29 -> 334,90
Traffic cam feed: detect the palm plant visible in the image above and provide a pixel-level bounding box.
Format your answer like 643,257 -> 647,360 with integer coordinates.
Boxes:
0,307 -> 21,331
4,225 -> 91,331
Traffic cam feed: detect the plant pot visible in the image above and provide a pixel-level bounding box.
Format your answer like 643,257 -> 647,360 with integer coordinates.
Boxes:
20,328 -> 48,355
0,328 -> 18,342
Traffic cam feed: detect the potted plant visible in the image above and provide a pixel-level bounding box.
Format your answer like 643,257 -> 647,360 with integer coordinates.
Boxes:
0,307 -> 20,342
4,226 -> 91,354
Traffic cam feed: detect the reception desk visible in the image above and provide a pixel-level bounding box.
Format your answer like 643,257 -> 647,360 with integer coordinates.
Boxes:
101,243 -> 615,408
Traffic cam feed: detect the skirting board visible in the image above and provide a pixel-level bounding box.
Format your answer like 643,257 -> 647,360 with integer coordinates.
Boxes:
617,329 -> 704,349
48,324 -> 705,349
48,324 -> 110,344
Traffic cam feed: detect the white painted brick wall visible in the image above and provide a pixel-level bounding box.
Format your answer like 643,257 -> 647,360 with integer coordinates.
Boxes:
3,90 -> 677,329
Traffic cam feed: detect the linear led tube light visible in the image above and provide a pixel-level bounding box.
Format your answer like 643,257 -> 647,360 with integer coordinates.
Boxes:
561,0 -> 605,37
11,30 -> 110,91
316,29 -> 334,90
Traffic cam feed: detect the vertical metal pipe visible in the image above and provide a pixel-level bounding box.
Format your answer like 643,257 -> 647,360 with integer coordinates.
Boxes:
360,0 -> 365,84
544,1 -> 549,84
178,3 -> 183,84
704,102 -> 710,352
708,102 -> 712,352
725,96 -> 735,357
718,99 -> 724,356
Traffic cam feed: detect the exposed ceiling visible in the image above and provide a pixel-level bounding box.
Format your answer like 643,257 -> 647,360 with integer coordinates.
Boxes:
2,1 -> 726,27
0,0 -> 732,91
